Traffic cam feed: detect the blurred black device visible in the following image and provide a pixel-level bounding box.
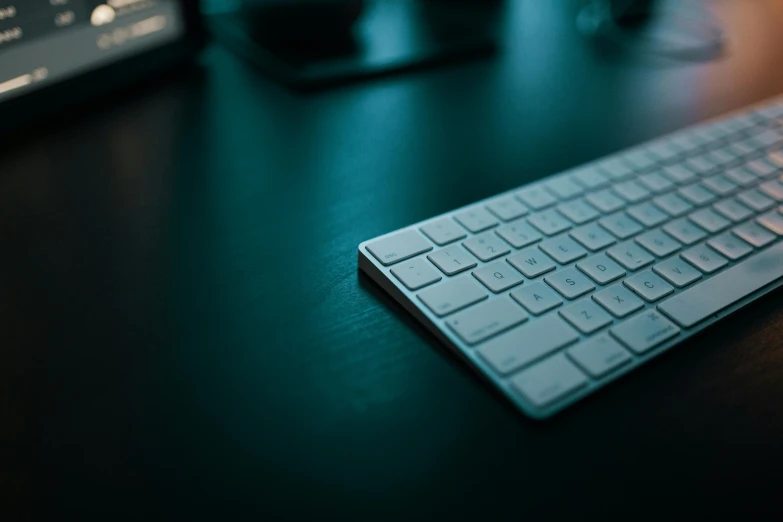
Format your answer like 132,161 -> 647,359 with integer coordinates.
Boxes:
2,0 -> 204,132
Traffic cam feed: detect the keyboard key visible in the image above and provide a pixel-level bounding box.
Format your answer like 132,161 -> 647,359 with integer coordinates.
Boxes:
598,157 -> 635,180
737,188 -> 775,211
647,139 -> 684,162
627,202 -> 668,227
681,244 -> 728,274
623,270 -> 675,302
701,175 -> 738,196
576,254 -> 626,285
428,245 -> 478,275
757,210 -> 783,235
759,180 -> 783,201
732,221 -> 776,247
707,149 -> 738,168
544,268 -> 596,299
607,241 -> 655,271
747,158 -> 780,178
571,167 -> 610,189
658,241 -> 783,328
662,218 -> 707,245
546,176 -> 583,200
556,199 -> 600,224
454,207 -> 499,233
495,219 -> 542,248
610,310 -> 680,354
559,299 -> 613,334
678,183 -> 717,205
473,261 -> 525,293
486,195 -> 529,221
586,189 -> 626,213
569,222 -> 617,251
367,229 -> 433,266
510,354 -> 588,408
478,315 -> 580,375
592,284 -> 645,318
639,171 -> 675,193
507,248 -> 557,278
391,258 -> 442,290
420,218 -> 467,246
662,164 -> 698,184
463,232 -> 511,262
652,257 -> 702,288
539,236 -> 588,264
527,208 -> 573,236
635,229 -> 682,257
713,199 -> 753,222
652,192 -> 693,217
684,154 -> 718,176
688,208 -> 730,233
568,334 -> 632,378
707,233 -> 754,260
511,282 -> 563,315
724,167 -> 759,187
599,212 -> 644,240
446,297 -> 528,345
418,276 -> 488,317
516,186 -> 558,210
613,180 -> 651,203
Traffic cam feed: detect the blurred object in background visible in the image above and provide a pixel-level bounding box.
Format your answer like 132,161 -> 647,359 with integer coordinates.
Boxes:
578,0 -> 726,62
206,0 -> 499,91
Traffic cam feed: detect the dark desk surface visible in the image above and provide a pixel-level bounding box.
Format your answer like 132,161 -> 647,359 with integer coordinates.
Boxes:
4,1 -> 783,519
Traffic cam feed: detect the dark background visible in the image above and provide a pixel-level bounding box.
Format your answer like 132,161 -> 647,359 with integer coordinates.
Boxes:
3,0 -> 783,519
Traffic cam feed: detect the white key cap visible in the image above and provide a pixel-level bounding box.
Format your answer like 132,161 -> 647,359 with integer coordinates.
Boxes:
487,195 -> 529,221
428,245 -> 478,275
599,212 -> 644,239
473,261 -> 524,293
544,268 -> 596,299
759,180 -> 783,201
367,229 -> 433,266
507,248 -> 557,278
556,199 -> 600,224
559,299 -> 613,334
639,171 -> 675,193
495,219 -> 542,248
511,282 -> 563,315
571,167 -> 610,189
592,284 -> 645,318
539,236 -> 588,264
732,221 -> 776,247
613,180 -> 651,203
635,229 -> 682,257
510,354 -> 588,408
688,208 -> 730,233
623,270 -> 675,302
663,218 -> 707,245
598,157 -> 635,180
478,315 -> 580,375
701,175 -> 738,196
627,202 -> 668,227
713,199 -> 753,222
546,176 -> 583,200
662,164 -> 698,184
706,232 -> 753,260
724,167 -> 758,187
652,257 -> 702,288
658,241 -> 783,328
569,223 -> 617,251
684,155 -> 718,176
446,297 -> 528,345
611,309 -> 680,354
527,208 -> 573,236
516,186 -> 558,210
391,258 -> 442,290
568,334 -> 632,378
585,189 -> 626,213
463,232 -> 511,262
454,207 -> 499,233
737,189 -> 775,211
486,195 -> 529,221
757,210 -> 783,235
747,159 -> 780,178
576,254 -> 626,285
623,148 -> 657,170
420,218 -> 467,246
418,276 -> 488,317
652,192 -> 693,217
607,241 -> 655,271
678,183 -> 717,206
681,244 -> 728,274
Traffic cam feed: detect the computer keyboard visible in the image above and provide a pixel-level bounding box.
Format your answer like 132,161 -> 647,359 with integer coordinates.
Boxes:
358,97 -> 783,420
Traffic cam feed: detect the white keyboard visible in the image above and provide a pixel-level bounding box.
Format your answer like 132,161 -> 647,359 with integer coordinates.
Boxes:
358,96 -> 783,420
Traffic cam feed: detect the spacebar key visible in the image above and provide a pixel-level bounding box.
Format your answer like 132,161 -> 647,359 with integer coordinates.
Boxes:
658,241 -> 783,328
